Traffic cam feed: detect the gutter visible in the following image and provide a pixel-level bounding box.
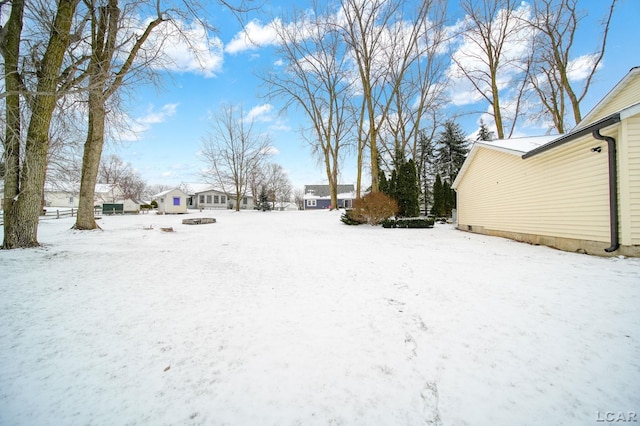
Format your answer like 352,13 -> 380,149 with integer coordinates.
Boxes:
521,113 -> 622,253
592,129 -> 620,252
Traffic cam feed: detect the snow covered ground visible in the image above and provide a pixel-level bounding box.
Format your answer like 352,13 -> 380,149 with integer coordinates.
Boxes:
1,209 -> 638,425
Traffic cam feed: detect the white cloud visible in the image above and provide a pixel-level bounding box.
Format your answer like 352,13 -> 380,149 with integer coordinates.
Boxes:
245,103 -> 274,123
112,103 -> 178,142
225,19 -> 282,54
138,103 -> 179,125
567,54 -> 600,82
131,18 -> 224,78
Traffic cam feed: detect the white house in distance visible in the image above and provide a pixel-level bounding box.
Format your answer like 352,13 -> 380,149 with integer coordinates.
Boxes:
452,66 -> 640,257
44,183 -> 124,209
153,188 -> 188,214
180,182 -> 255,210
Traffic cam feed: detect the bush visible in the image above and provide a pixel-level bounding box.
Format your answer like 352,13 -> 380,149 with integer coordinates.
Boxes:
340,209 -> 365,225
382,217 -> 435,228
349,192 -> 398,225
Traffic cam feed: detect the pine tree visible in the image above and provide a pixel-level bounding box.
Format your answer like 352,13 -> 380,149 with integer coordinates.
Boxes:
431,174 -> 444,217
379,171 -> 390,197
396,159 -> 420,217
443,179 -> 455,217
476,119 -> 495,141
435,120 -> 470,184
258,186 -> 271,211
417,130 -> 436,216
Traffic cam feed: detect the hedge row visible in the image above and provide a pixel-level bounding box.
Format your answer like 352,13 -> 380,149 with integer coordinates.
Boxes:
381,217 -> 435,228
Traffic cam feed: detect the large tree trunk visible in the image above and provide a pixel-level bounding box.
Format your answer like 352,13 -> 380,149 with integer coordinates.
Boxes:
3,0 -> 78,249
74,95 -> 106,230
1,0 -> 24,248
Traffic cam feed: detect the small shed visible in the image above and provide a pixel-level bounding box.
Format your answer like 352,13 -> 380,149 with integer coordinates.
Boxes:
153,188 -> 188,214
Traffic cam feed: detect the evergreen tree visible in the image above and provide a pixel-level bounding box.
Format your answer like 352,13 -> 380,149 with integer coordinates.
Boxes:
417,130 -> 436,216
389,169 -> 398,200
396,159 -> 420,217
379,171 -> 390,197
476,119 -> 495,141
258,186 -> 271,211
431,174 -> 444,217
435,120 -> 470,184
443,179 -> 455,216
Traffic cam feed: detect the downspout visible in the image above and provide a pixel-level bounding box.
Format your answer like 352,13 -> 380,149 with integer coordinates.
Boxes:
592,129 -> 619,252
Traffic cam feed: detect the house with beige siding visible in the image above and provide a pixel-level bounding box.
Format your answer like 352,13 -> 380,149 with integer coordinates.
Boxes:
452,66 -> 640,256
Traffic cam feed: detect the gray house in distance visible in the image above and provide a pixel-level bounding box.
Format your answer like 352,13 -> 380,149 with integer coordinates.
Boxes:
303,184 -> 356,210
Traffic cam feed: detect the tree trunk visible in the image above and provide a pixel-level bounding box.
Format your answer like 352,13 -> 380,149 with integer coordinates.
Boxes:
74,95 -> 106,230
1,0 -> 24,248
4,0 -> 78,249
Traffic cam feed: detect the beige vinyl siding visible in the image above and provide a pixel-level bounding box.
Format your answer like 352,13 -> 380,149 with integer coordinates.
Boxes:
456,135 -> 610,242
625,115 -> 640,244
583,73 -> 640,126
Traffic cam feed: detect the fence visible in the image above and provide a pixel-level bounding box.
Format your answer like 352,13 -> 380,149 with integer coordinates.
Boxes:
0,207 -> 102,225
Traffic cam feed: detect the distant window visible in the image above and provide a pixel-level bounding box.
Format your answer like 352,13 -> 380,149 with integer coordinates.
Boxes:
221,196 -> 226,204
307,199 -> 316,207
173,197 -> 180,206
206,195 -> 212,203
199,195 -> 204,203
243,197 -> 247,205
160,198 -> 164,203
69,197 -> 74,203
214,195 -> 219,204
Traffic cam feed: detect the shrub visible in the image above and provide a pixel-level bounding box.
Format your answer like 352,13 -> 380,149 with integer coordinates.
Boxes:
350,192 -> 398,225
340,209 -> 365,225
382,217 -> 435,228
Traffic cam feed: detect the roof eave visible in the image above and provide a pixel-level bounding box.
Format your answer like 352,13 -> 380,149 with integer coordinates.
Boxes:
522,113 -> 621,159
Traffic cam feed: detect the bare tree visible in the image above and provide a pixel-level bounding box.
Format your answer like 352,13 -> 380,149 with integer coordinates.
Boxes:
263,1 -> 354,210
262,162 -> 292,208
1,0 -> 25,247
200,104 -> 272,212
378,0 -> 449,169
527,0 -> 616,132
98,154 -> 146,199
452,0 -> 534,139
293,188 -> 304,210
1,0 -> 81,248
73,0 -> 168,230
337,0 -> 436,194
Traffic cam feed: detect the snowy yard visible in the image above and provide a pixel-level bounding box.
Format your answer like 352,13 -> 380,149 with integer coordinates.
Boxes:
1,209 -> 639,425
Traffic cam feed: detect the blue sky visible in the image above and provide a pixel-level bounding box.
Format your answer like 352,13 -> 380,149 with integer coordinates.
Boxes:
109,0 -> 640,191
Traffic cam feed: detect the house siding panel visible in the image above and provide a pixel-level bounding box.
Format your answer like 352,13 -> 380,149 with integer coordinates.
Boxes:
456,136 -> 611,243
583,73 -> 640,125
625,115 -> 640,244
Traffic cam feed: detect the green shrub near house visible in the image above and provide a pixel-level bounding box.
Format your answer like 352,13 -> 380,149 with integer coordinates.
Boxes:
382,217 -> 435,228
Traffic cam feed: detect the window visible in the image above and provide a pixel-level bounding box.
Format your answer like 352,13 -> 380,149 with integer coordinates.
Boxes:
206,195 -> 212,204
160,198 -> 164,203
221,196 -> 226,204
173,197 -> 180,206
199,195 -> 204,203
214,195 -> 219,204
243,197 -> 247,205
307,199 -> 317,207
